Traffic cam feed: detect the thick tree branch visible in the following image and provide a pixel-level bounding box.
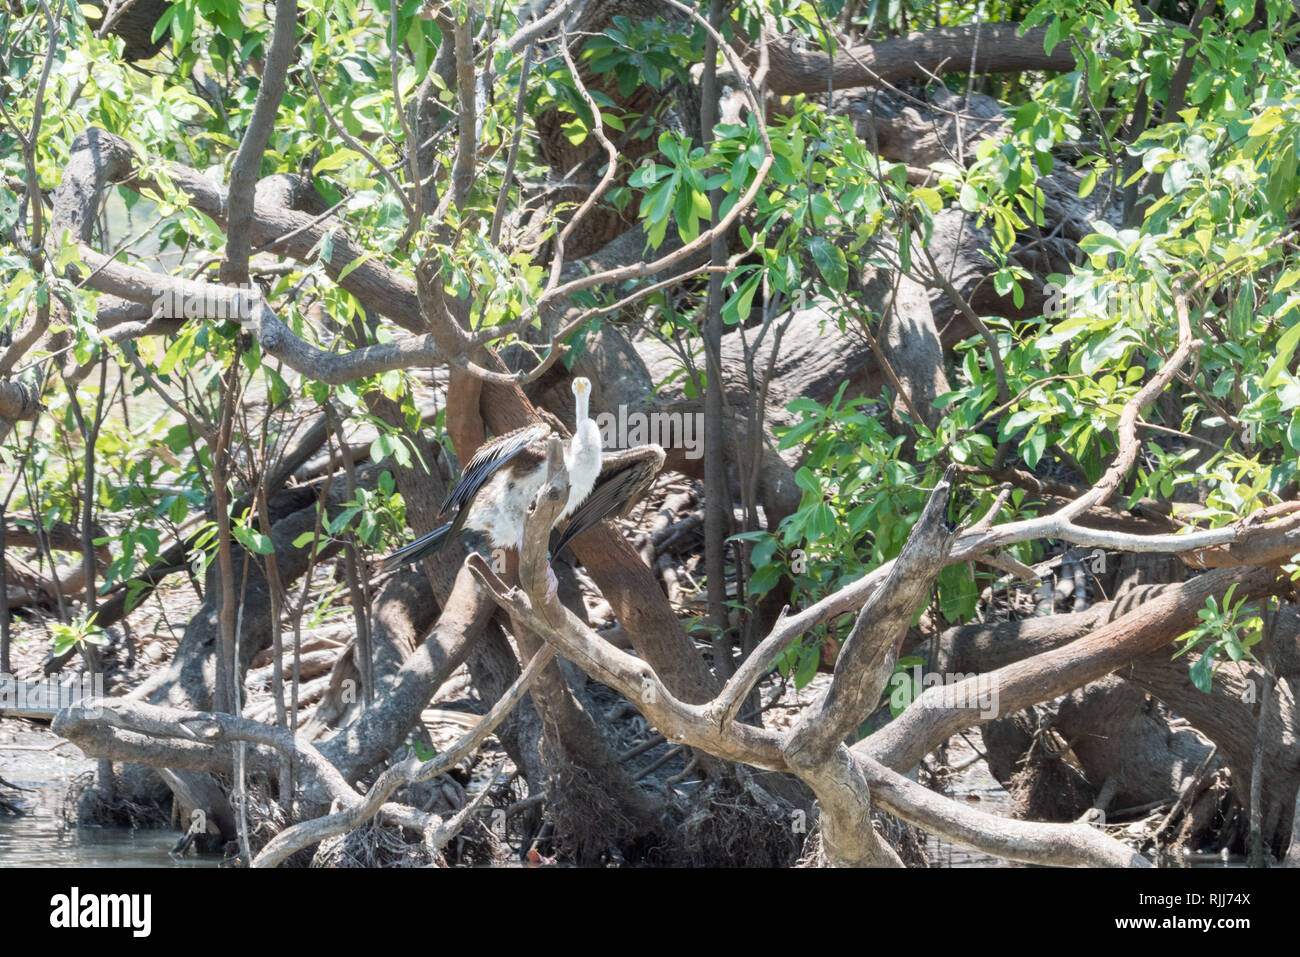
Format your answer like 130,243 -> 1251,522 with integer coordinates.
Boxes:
753,23 -> 1076,96
858,564 -> 1284,772
782,467 -> 959,767
225,0 -> 299,279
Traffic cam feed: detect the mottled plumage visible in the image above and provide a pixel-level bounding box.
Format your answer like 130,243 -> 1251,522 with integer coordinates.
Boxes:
379,378 -> 662,573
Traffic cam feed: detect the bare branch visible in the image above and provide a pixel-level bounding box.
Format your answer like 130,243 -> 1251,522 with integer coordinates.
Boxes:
782,467 -> 959,767
251,638 -> 555,867
225,0 -> 299,279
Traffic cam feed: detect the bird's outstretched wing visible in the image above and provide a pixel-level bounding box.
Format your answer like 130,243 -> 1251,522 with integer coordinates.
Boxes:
439,423 -> 550,517
377,522 -> 452,572
378,424 -> 550,571
554,444 -> 666,556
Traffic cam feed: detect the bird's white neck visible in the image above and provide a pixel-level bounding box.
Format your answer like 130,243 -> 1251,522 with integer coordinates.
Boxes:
563,392 -> 603,517
573,387 -> 590,427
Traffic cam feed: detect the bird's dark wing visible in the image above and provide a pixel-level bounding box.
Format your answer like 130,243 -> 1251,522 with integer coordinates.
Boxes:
377,522 -> 453,572
439,423 -> 550,517
554,444 -> 666,556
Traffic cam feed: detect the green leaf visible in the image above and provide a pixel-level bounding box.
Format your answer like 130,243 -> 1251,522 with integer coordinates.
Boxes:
807,503 -> 837,542
1262,321 -> 1300,387
1078,169 -> 1097,199
1022,427 -> 1047,469
328,507 -> 360,535
721,270 -> 762,324
629,162 -> 667,188
314,149 -> 364,174
794,467 -> 821,495
233,526 -> 276,555
1275,271 -> 1300,295
991,208 -> 1016,249
1188,651 -> 1215,693
1162,160 -> 1193,195
748,563 -> 782,596
1249,108 -> 1283,137
1044,16 -> 1062,54
643,174 -> 678,225
778,418 -> 820,450
807,236 -> 848,292
370,433 -> 398,463
0,188 -> 18,233
793,644 -> 820,689
750,536 -> 777,569
337,252 -> 373,284
912,187 -> 942,213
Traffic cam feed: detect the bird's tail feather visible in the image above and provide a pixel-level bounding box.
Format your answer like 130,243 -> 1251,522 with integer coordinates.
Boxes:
379,523 -> 453,572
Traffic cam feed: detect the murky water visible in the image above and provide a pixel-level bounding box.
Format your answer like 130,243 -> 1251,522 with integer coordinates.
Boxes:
0,813 -> 212,867
0,779 -> 216,868
0,719 -> 218,867
925,779 -> 1013,867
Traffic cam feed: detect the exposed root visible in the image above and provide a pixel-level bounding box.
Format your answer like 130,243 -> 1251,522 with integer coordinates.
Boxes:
311,818 -> 440,868
543,763 -> 641,864
240,773 -> 291,856
874,807 -> 930,866
448,774 -> 527,866
1161,769 -> 1247,855
62,769 -> 169,830
1006,730 -> 1093,823
795,826 -> 825,867
660,776 -> 804,867
302,780 -> 510,868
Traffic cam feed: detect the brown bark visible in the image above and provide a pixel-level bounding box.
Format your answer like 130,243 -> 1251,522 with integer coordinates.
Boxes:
754,24 -> 1076,96
861,565 -> 1285,772
934,581 -> 1300,853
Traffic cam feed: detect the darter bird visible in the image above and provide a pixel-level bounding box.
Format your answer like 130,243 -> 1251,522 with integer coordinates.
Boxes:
380,377 -> 665,572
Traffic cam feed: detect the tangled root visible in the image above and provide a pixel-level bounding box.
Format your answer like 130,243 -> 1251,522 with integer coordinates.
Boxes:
1160,768 -> 1245,855
874,808 -> 930,866
446,777 -> 523,866
534,765 -> 812,866
239,773 -> 290,857
654,775 -> 805,867
260,770 -> 509,868
62,769 -> 169,830
1007,742 -> 1093,822
543,764 -> 640,864
306,802 -> 508,868
311,818 -> 440,868
795,826 -> 825,867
